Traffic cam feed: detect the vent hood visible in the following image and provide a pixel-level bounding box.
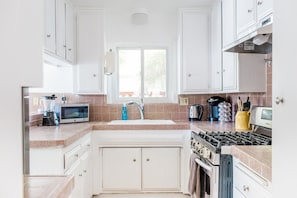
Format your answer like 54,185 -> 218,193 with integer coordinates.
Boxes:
224,15 -> 273,54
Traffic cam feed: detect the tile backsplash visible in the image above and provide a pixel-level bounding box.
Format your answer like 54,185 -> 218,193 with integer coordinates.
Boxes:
30,55 -> 272,123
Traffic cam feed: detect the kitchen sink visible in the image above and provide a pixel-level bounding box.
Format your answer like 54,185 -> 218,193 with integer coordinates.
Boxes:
107,119 -> 176,125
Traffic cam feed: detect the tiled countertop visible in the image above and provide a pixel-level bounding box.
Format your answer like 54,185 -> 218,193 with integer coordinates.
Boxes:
29,121 -> 238,148
29,120 -> 271,184
222,145 -> 272,182
24,175 -> 74,198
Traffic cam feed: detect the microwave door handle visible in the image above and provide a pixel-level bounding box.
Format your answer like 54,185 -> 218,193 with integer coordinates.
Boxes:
195,158 -> 212,172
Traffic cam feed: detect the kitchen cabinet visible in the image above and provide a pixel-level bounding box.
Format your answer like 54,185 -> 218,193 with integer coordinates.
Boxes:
102,148 -> 142,191
142,148 -> 180,191
233,158 -> 271,198
178,8 -> 210,93
30,133 -> 93,198
236,0 -> 257,39
101,147 -> 180,192
210,0 -> 222,92
222,53 -> 266,92
43,0 -> 75,65
74,9 -> 105,94
44,0 -> 56,54
93,130 -> 190,195
222,0 -> 236,48
256,0 -> 273,21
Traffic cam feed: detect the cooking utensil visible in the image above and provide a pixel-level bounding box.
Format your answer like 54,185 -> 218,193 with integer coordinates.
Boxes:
237,97 -> 242,111
243,97 -> 251,111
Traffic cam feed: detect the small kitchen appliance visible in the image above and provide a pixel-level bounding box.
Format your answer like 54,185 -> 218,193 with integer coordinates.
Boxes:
189,106 -> 272,198
42,94 -> 59,126
59,103 -> 89,124
207,96 -> 225,121
189,104 -> 203,121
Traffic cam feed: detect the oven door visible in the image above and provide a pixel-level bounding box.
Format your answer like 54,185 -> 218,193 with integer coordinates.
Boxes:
195,157 -> 219,198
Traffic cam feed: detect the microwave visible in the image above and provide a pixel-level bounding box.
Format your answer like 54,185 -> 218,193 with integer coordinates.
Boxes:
59,103 -> 89,124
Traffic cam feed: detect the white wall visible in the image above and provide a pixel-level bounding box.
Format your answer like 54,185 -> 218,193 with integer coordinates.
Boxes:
30,63 -> 74,93
0,0 -> 43,197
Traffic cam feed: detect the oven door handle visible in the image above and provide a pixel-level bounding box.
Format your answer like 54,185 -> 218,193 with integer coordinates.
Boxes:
195,158 -> 212,172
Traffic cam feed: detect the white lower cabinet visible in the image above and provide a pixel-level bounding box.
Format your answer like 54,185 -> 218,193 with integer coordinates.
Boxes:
102,148 -> 142,191
233,158 -> 272,198
30,133 -> 93,198
101,147 -> 180,192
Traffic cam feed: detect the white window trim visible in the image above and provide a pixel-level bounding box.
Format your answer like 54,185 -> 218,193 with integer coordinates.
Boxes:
107,45 -> 177,104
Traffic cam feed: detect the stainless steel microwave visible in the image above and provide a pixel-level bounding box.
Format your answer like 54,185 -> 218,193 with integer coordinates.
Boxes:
59,103 -> 89,124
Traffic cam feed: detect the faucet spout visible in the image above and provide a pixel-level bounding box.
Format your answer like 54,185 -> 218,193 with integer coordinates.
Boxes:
127,100 -> 144,120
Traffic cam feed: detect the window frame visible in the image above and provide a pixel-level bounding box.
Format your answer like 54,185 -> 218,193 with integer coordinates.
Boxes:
107,46 -> 177,104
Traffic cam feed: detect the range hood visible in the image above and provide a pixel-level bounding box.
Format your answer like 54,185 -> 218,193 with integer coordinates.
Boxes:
224,15 -> 273,54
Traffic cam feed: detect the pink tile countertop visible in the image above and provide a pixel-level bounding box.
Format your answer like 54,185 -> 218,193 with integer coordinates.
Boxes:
29,121 -> 238,148
24,175 -> 74,198
29,121 -> 271,183
222,145 -> 272,182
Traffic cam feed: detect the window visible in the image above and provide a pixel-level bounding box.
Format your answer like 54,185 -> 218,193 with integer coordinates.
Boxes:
117,48 -> 167,100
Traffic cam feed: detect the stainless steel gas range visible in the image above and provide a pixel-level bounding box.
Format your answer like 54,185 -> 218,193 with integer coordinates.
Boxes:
189,106 -> 272,198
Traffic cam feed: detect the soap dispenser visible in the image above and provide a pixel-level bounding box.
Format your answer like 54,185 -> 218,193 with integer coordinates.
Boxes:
122,103 -> 128,120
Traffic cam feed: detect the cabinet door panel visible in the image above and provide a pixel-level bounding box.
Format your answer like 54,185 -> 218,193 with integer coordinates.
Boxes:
65,2 -> 75,63
257,0 -> 273,20
222,0 -> 236,47
142,148 -> 180,191
180,10 -> 210,92
56,0 -> 66,58
102,148 -> 141,191
43,0 -> 56,53
237,0 -> 257,38
222,52 -> 237,90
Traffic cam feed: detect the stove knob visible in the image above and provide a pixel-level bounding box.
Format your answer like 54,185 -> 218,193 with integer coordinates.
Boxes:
203,148 -> 211,159
199,147 -> 204,156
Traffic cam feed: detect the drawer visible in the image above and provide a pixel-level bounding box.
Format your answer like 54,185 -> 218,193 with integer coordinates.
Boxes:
233,161 -> 271,198
79,138 -> 91,156
64,145 -> 81,171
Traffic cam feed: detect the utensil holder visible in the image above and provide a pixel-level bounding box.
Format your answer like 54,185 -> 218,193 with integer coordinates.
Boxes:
235,111 -> 250,130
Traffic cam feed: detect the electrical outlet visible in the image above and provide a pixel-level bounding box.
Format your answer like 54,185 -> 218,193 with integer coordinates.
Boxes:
179,97 -> 189,105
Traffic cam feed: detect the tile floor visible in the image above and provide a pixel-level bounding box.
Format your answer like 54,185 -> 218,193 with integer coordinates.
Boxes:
93,193 -> 191,198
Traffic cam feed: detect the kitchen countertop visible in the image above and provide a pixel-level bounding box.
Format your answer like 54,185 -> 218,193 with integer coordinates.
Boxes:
24,175 -> 74,198
29,121 -> 239,148
29,120 -> 271,183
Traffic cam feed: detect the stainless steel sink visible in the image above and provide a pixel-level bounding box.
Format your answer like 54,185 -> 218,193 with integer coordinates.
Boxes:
107,119 -> 176,125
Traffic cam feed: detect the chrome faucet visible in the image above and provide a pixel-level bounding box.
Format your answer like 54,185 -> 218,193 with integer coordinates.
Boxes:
127,99 -> 144,120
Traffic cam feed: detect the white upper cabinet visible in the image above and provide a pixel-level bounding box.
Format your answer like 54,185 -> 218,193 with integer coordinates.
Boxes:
222,0 -> 237,48
44,0 -> 56,54
43,0 -> 76,65
74,9 -> 105,94
178,8 -> 210,94
256,0 -> 273,21
236,0 -> 257,39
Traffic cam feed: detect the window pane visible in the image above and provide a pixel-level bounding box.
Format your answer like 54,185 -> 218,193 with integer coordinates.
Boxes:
118,49 -> 141,97
144,49 -> 167,97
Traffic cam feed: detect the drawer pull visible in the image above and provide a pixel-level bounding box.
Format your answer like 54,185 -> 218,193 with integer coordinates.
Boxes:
243,185 -> 250,192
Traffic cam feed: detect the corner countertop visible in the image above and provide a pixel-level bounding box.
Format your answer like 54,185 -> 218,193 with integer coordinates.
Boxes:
29,121 -> 238,148
24,175 -> 74,198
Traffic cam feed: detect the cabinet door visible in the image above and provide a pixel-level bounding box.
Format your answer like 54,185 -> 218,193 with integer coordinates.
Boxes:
222,52 -> 237,90
256,0 -> 273,20
142,148 -> 180,191
56,0 -> 66,59
102,148 -> 141,191
65,2 -> 75,63
66,160 -> 83,198
236,0 -> 257,39
81,151 -> 93,198
43,0 -> 56,54
222,0 -> 236,47
75,9 -> 105,94
180,10 -> 210,93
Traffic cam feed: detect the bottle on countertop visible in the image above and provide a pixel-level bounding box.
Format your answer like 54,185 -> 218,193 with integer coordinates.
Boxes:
122,103 -> 128,120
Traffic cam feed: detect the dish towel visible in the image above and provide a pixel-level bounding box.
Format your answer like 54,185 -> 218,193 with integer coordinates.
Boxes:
188,153 -> 200,197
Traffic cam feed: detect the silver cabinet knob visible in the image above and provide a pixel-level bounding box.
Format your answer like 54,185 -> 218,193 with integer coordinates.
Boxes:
93,74 -> 97,77
68,48 -> 72,51
188,74 -> 191,77
257,1 -> 263,5
275,97 -> 284,105
133,159 -> 136,162
46,34 -> 51,38
146,158 -> 150,162
247,9 -> 253,13
83,170 -> 87,173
